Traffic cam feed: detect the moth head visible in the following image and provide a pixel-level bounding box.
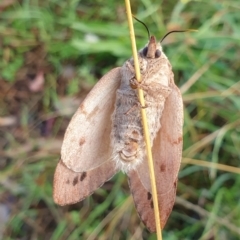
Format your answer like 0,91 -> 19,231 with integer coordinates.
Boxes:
141,36 -> 162,59
140,30 -> 197,60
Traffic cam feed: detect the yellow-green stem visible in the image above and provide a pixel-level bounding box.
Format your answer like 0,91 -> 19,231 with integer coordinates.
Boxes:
124,0 -> 162,239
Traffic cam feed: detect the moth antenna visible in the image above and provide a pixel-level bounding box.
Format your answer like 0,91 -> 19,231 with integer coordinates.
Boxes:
160,29 -> 198,43
132,15 -> 150,40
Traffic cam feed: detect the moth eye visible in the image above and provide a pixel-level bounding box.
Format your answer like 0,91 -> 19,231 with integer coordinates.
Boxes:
155,49 -> 161,58
142,47 -> 148,56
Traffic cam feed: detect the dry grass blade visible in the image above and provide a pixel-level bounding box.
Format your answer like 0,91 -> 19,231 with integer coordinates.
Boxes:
182,158 -> 240,175
125,0 -> 162,238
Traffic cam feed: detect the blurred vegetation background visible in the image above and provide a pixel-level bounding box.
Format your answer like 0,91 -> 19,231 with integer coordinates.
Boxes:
0,0 -> 240,239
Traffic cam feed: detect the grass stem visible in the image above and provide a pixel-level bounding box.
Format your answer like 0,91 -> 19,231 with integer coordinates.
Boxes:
125,0 -> 162,238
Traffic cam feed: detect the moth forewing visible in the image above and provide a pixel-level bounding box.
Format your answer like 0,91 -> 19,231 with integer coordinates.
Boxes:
53,68 -> 121,205
128,81 -> 183,231
60,68 -> 121,172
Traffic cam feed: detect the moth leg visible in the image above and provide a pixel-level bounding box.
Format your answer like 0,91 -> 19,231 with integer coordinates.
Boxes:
126,60 -> 135,73
127,78 -> 149,108
129,77 -> 143,90
124,103 -> 138,115
141,104 -> 148,109
143,82 -> 172,98
137,102 -> 148,109
124,101 -> 148,117
130,77 -> 172,99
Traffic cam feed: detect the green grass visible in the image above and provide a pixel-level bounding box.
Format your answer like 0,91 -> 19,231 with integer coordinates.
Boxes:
0,0 -> 240,239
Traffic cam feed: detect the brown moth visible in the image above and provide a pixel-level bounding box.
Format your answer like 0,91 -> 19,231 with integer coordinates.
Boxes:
53,35 -> 183,232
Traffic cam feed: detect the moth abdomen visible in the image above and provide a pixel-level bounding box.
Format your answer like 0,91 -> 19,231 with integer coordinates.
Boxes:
120,140 -> 138,162
111,88 -> 145,171
120,128 -> 142,160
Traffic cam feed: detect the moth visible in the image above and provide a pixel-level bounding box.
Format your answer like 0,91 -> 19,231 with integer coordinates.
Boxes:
53,34 -> 183,232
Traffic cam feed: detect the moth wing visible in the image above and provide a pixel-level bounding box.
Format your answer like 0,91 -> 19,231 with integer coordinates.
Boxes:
53,160 -> 118,205
127,170 -> 177,232
61,67 -> 121,172
53,68 -> 121,205
128,82 -> 183,231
